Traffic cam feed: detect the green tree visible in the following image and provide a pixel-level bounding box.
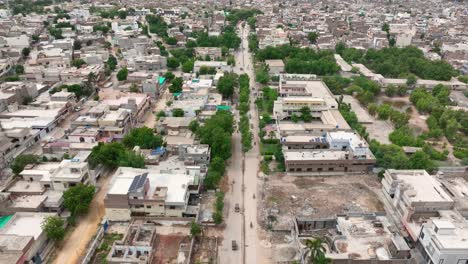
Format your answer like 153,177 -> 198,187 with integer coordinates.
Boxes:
172,108 -> 184,117
382,23 -> 390,33
118,10 -> 127,19
15,65 -> 24,74
72,59 -> 86,68
169,77 -> 183,93
182,59 -> 194,73
305,238 -> 329,263
22,47 -> 30,57
165,37 -> 178,45
129,83 -> 139,93
106,55 -> 118,71
406,74 -> 417,87
11,154 -> 39,175
123,127 -> 163,149
164,71 -> 175,81
89,142 -> 145,169
299,107 -> 312,122
73,40 -> 82,50
217,72 -> 238,98
307,32 -> 318,44
409,150 -> 436,172
116,67 -> 128,81
167,57 -> 180,69
42,216 -> 66,241
189,120 -> 199,133
63,184 -> 95,216
190,220 -> 202,238
445,117 -> 460,141
156,110 -> 166,119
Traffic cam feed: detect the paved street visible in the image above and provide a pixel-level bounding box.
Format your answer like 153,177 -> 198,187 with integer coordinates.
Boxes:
218,24 -> 268,264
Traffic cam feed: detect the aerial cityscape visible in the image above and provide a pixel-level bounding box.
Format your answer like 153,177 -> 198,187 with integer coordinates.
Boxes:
0,0 -> 467,263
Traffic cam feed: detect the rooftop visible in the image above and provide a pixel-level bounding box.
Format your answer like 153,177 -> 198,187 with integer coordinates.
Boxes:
386,170 -> 453,203
329,215 -> 408,260
0,212 -> 56,239
107,165 -> 196,204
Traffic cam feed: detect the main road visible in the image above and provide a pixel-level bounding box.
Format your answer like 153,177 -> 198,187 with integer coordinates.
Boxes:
218,24 -> 269,264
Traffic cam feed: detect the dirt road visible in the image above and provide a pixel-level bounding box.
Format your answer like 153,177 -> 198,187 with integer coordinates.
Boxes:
52,174 -> 113,264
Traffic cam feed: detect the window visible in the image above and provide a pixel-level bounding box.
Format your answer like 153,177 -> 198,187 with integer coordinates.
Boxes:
457,260 -> 468,264
146,205 -> 151,209
169,205 -> 176,209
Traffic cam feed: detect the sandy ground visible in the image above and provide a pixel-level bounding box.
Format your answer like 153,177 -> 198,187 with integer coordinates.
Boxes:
52,174 -> 113,264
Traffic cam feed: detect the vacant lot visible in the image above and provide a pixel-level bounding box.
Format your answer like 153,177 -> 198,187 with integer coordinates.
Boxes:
260,174 -> 384,230
152,234 -> 190,264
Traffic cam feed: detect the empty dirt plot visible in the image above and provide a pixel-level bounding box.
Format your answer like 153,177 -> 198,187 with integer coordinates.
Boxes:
342,95 -> 393,144
191,236 -> 219,263
260,174 -> 384,230
152,234 -> 190,264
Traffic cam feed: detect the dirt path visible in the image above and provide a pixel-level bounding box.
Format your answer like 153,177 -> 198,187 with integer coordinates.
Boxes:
52,174 -> 113,264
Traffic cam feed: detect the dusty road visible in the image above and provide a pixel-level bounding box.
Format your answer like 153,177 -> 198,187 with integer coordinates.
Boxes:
52,174 -> 113,264
218,23 -> 269,264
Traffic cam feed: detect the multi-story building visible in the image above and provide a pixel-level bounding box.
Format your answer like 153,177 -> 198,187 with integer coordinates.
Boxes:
381,169 -> 455,240
417,213 -> 468,264
104,163 -> 203,221
283,131 -> 375,174
194,47 -> 222,60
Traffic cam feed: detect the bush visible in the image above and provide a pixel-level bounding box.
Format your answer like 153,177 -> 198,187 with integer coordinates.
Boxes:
11,154 -> 39,175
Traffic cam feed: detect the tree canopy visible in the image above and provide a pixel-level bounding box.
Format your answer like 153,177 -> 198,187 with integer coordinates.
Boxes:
217,72 -> 238,98
123,127 -> 163,149
89,142 -> 145,169
42,216 -> 66,241
11,154 -> 39,175
337,46 -> 457,81
255,45 -> 339,76
63,184 -> 95,216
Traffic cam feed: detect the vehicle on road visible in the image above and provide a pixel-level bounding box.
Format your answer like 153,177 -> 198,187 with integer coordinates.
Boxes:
235,203 -> 240,212
232,240 -> 238,250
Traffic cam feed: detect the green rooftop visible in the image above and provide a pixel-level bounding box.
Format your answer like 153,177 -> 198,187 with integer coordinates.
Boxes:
0,215 -> 13,229
217,105 -> 231,111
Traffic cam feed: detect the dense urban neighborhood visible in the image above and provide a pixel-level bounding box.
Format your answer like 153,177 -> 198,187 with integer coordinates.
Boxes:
0,0 -> 467,263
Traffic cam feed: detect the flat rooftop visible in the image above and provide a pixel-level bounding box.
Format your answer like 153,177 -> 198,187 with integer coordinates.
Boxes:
107,164 -> 196,204
329,215 -> 408,260
426,210 -> 468,250
386,170 -> 453,203
284,150 -> 350,161
0,212 -> 56,239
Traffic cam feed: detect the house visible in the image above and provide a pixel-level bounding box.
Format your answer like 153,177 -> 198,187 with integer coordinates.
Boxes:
283,131 -> 375,175
265,59 -> 285,75
0,212 -> 59,263
194,47 -> 222,60
193,61 -> 231,73
104,164 -> 202,221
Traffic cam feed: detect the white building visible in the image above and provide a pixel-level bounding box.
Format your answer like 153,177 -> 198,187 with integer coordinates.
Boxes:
417,213 -> 468,264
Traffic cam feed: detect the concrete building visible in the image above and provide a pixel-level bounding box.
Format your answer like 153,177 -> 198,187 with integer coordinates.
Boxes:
104,163 -> 202,221
129,55 -> 167,72
193,60 -> 231,73
178,144 -> 210,170
194,47 -> 222,60
283,131 -> 375,175
265,59 -> 285,75
312,214 -> 412,263
106,224 -> 156,264
417,212 -> 468,264
0,212 -> 58,263
381,169 -> 455,241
